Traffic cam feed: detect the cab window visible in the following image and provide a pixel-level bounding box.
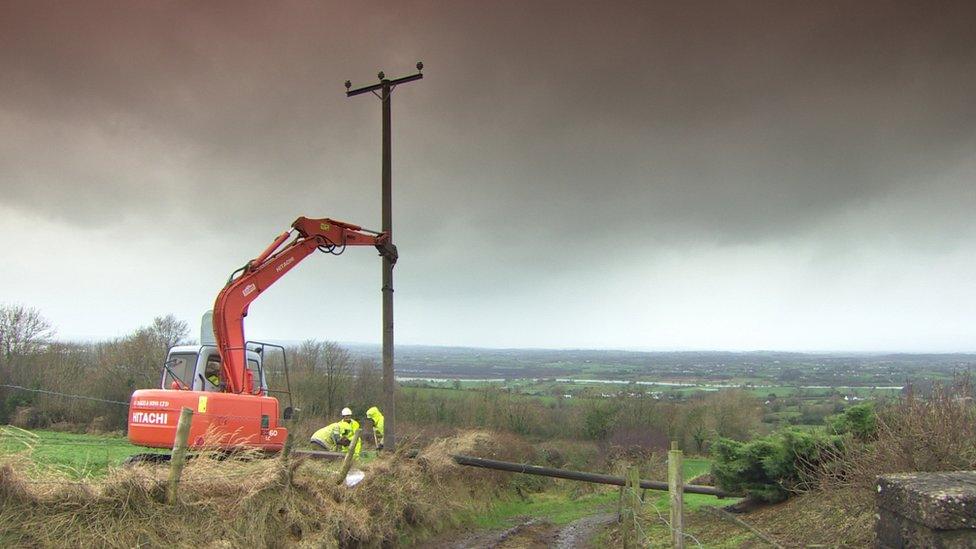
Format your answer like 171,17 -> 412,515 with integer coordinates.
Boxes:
163,353 -> 197,389
247,358 -> 265,393
203,356 -> 222,391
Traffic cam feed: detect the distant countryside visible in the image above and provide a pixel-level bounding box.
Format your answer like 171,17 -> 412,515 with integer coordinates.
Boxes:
3,306 -> 975,546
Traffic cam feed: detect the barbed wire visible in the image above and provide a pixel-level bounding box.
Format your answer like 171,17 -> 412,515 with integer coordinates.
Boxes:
0,432 -> 139,448
1,439 -> 146,447
10,469 -> 286,487
1,384 -> 130,406
0,384 -> 332,487
620,483 -> 704,548
640,489 -> 703,548
5,479 -> 101,486
0,384 -> 295,423
2,446 -> 297,486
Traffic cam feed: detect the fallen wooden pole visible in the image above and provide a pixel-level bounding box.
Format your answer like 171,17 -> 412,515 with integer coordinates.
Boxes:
292,449 -> 347,460
452,455 -> 733,498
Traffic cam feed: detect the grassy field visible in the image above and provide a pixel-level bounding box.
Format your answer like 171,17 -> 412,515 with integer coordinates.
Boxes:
403,377 -> 903,400
469,456 -> 728,530
472,488 -> 620,529
0,427 -> 164,479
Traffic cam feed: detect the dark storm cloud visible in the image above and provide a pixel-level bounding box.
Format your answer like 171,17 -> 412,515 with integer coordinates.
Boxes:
3,1 -> 976,351
405,1 -> 976,245
2,1 -> 975,256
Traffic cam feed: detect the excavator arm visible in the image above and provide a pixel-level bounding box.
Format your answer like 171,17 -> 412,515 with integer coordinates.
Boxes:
213,216 -> 396,394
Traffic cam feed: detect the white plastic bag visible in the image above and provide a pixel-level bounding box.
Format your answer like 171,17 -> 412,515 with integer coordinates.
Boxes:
345,468 -> 365,487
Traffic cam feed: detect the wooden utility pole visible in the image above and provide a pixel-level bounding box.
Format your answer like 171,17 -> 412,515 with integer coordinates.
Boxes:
345,62 -> 423,451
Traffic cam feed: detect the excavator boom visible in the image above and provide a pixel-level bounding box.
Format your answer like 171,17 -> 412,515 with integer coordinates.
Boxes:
214,216 -> 395,394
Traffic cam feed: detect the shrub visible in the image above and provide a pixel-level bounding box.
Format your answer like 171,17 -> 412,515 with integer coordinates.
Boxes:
582,400 -> 620,441
827,403 -> 877,441
712,428 -> 841,502
818,379 -> 976,489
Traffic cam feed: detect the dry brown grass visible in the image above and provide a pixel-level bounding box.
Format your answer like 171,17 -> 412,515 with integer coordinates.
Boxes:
814,378 -> 976,491
0,430 -> 525,548
742,378 -> 976,547
744,487 -> 875,547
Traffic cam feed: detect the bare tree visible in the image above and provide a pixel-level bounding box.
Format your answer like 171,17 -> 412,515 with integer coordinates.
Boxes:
322,341 -> 351,416
706,389 -> 762,441
682,403 -> 710,453
295,339 -> 323,374
0,304 -> 55,363
287,340 -> 352,418
91,314 -> 190,401
353,357 -> 383,408
149,315 -> 189,352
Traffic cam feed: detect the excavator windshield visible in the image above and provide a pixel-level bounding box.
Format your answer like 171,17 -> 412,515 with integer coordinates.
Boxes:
163,353 -> 196,389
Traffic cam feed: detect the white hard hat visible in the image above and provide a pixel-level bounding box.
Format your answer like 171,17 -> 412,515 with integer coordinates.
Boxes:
341,407 -> 352,416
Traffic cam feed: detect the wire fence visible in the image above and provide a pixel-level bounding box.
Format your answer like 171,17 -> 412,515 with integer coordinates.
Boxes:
1,385 -> 131,406
0,470 -> 270,487
611,457 -> 712,548
1,464 -> 288,487
1,383 -> 286,422
1,441 -> 294,488
0,384 -> 308,488
621,476 -> 778,548
636,489 -> 704,548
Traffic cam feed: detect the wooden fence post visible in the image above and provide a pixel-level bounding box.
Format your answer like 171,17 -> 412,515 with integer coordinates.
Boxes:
617,484 -> 625,523
335,429 -> 361,486
166,407 -> 193,504
628,466 -> 642,546
621,466 -> 635,548
281,430 -> 294,485
668,441 -> 685,549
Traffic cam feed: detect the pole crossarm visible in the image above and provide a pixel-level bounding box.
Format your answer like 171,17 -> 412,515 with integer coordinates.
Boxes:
346,72 -> 423,97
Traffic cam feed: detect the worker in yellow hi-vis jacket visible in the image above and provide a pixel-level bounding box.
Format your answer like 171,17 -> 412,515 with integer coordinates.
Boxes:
366,406 -> 384,450
310,421 -> 344,451
338,407 -> 362,457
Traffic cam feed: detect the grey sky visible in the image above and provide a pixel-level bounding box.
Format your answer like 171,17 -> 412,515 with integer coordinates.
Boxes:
2,1 -> 975,351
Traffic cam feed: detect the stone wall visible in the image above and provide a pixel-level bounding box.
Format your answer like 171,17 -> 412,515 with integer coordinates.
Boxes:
876,471 -> 976,548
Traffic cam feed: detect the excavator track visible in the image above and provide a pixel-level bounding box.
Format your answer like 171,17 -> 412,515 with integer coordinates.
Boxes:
123,453 -> 171,466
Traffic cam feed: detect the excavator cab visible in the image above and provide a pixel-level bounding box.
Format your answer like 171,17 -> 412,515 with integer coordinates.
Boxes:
161,345 -> 267,394
129,341 -> 291,451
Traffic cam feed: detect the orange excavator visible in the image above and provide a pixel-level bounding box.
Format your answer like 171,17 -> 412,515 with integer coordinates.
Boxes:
127,216 -> 395,456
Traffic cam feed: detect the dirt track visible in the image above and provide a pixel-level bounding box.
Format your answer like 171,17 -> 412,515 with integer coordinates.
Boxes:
428,513 -> 616,548
552,513 -> 616,548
